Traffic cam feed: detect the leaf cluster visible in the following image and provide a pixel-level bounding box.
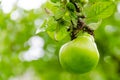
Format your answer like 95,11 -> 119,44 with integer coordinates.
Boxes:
39,0 -> 116,41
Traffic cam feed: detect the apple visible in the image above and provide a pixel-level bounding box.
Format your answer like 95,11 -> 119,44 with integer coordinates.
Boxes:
59,33 -> 99,73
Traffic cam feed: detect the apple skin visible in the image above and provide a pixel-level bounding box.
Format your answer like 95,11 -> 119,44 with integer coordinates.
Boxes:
59,33 -> 99,73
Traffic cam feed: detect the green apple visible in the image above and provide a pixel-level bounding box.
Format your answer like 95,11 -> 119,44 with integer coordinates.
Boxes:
59,33 -> 99,73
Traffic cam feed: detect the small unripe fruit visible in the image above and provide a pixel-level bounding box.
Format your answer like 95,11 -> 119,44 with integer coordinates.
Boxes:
59,33 -> 99,73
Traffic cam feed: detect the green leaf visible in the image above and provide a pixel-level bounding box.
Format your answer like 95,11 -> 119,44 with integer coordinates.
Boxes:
88,19 -> 102,30
54,7 -> 66,19
47,17 -> 58,31
46,17 -> 69,41
46,17 -> 57,40
84,2 -> 115,22
36,20 -> 47,34
43,2 -> 66,19
41,19 -> 47,29
89,0 -> 116,3
89,0 -> 103,3
66,2 -> 76,12
54,25 -> 69,41
63,11 -> 71,21
50,0 -> 60,3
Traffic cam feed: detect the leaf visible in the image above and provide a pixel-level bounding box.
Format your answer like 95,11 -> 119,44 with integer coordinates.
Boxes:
89,0 -> 116,3
66,2 -> 76,12
54,7 -> 66,19
43,2 -> 66,19
50,0 -> 60,3
46,17 -> 69,41
35,20 -> 47,34
54,25 -> 69,41
89,0 -> 103,3
84,2 -> 115,22
88,19 -> 102,30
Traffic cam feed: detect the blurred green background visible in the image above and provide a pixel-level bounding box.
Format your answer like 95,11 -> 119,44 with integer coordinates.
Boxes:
0,0 -> 120,80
